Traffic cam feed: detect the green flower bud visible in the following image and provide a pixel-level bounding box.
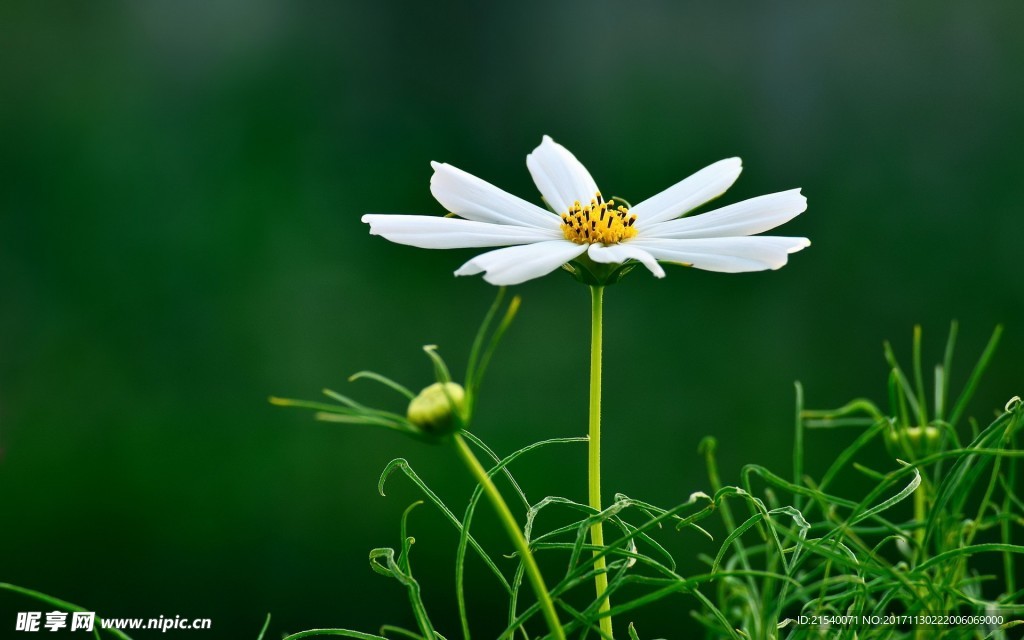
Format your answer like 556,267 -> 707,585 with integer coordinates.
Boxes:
886,425 -> 941,458
407,382 -> 466,435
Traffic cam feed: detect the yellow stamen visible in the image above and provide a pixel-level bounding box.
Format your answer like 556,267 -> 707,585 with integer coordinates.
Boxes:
560,192 -> 638,245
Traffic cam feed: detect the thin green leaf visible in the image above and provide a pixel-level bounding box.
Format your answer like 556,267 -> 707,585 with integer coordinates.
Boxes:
398,501 -> 422,573
842,462 -> 921,529
913,544 -> 1024,575
322,388 -> 369,410
454,435 -> 584,640
852,462 -> 887,481
819,418 -> 890,491
422,345 -> 452,384
314,412 -> 410,431
348,371 -> 415,400
281,631 -> 392,640
465,288 -> 506,406
367,543 -> 436,639
1004,429 -> 1020,596
794,381 -> 804,511
378,458 -> 511,594
948,324 -> 1003,427
467,295 -> 521,411
712,513 -> 763,573
939,320 -> 959,422
460,430 -> 532,509
884,341 -> 923,425
801,398 -> 886,422
926,410 -> 1019,547
270,396 -> 361,415
257,613 -> 271,640
701,438 -> 760,604
912,325 -> 929,426
378,626 -> 425,640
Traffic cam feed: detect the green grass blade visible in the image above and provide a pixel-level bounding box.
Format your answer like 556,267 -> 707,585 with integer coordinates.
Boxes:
378,626 -> 425,640
884,341 -> 923,425
819,418 -> 890,492
281,630 -> 392,640
701,438 -> 761,605
549,495 -> 717,596
271,396 -> 414,432
453,436 -> 584,640
322,388 -> 369,410
257,614 -> 271,640
460,430 -> 532,509
378,458 -> 512,594
1004,429 -> 1019,596
794,382 -> 805,511
465,288 -> 505,391
948,324 -> 1003,427
348,371 -> 415,400
422,345 -> 452,384
314,412 -> 415,433
367,543 -> 436,639
467,295 -> 521,411
939,320 -> 959,422
912,325 -> 929,426
844,463 -> 921,528
926,410 -> 1018,548
801,398 -> 885,422
711,513 -> 764,573
912,544 -> 1024,575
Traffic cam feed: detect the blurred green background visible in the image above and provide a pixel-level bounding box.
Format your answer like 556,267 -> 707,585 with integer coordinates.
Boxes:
2,2 -> 1022,637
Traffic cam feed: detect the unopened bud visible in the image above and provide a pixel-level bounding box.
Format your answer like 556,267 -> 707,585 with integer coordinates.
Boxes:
886,425 -> 941,457
407,382 -> 465,435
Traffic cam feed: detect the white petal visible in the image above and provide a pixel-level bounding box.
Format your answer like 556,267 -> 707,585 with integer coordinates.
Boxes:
629,237 -> 810,273
641,190 -> 807,239
525,135 -> 601,215
632,158 -> 743,228
362,214 -> 561,249
430,162 -> 561,229
454,240 -> 588,286
587,243 -> 665,278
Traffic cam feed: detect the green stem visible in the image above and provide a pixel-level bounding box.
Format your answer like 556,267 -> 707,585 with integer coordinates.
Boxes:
913,482 -> 926,550
917,477 -> 933,638
588,285 -> 614,637
452,433 -> 565,640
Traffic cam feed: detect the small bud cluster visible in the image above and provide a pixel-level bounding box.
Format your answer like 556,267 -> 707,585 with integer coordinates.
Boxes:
886,424 -> 941,458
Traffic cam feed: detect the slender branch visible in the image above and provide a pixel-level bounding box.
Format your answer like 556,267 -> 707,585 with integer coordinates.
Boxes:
452,433 -> 566,640
588,285 -> 614,637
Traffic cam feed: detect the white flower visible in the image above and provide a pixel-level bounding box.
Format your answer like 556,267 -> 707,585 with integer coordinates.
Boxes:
362,136 -> 810,286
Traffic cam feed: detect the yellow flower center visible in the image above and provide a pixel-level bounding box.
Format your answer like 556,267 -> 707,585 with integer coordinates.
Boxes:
560,193 -> 638,245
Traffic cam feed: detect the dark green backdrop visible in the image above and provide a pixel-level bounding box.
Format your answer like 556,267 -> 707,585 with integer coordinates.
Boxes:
2,2 -> 1022,637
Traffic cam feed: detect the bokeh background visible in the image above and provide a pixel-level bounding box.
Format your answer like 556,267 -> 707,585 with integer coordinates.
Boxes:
2,2 -> 1022,637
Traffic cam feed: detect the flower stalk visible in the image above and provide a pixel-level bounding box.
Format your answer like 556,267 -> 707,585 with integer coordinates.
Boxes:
452,432 -> 566,640
588,284 -> 613,637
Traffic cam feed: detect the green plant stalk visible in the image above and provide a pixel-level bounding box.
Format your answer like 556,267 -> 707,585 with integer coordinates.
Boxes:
452,433 -> 566,640
588,285 -> 614,637
917,479 -> 933,548
913,473 -> 928,624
